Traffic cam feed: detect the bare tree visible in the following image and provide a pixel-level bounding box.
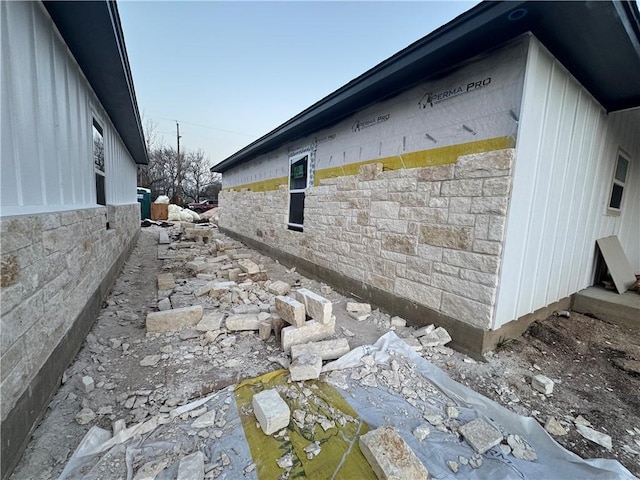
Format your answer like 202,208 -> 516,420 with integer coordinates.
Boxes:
183,149 -> 215,202
136,117 -> 222,205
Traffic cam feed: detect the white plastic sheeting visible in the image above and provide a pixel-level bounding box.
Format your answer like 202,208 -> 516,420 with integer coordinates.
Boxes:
57,333 -> 635,480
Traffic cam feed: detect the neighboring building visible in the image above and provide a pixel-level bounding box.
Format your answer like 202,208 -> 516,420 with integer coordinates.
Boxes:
214,2 -> 640,354
1,2 -> 147,477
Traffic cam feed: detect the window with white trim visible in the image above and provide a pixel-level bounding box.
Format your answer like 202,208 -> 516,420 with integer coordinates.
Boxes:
288,152 -> 309,231
607,150 -> 629,215
93,118 -> 106,206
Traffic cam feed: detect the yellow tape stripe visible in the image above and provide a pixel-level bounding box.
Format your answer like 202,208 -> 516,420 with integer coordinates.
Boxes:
224,136 -> 513,192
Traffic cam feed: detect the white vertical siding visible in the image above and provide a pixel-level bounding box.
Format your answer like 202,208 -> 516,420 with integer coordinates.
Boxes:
494,37 -> 640,328
0,1 -> 137,216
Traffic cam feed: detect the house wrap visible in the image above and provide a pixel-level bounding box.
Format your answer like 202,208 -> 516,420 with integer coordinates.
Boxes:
1,2 -> 148,477
213,1 -> 640,355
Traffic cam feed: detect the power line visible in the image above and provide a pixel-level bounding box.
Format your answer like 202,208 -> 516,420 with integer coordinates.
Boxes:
155,116 -> 257,138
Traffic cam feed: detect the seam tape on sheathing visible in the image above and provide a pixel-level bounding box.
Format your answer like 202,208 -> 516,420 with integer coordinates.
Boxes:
223,136 -> 514,192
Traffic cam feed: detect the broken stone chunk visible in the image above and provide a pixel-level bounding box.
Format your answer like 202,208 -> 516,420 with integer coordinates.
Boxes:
295,288 -> 333,324
349,312 -> 371,322
346,302 -> 371,313
447,460 -> 459,473
196,312 -> 224,331
275,296 -> 306,327
459,418 -> 503,454
252,389 -> 291,435
506,434 -> 537,461
412,325 -> 435,337
259,321 -> 272,341
191,410 -> 217,429
390,316 -> 407,327
193,282 -> 214,297
576,424 -> 612,450
75,408 -> 96,425
531,374 -> 554,395
78,375 -> 95,393
157,273 -> 175,291
177,451 -> 204,480
289,354 -> 322,382
418,327 -> 452,347
157,297 -> 171,311
140,355 -> 161,367
359,426 -> 429,480
210,281 -> 237,298
544,417 -> 568,436
276,452 -> 293,469
237,259 -> 260,274
268,280 -> 290,296
413,424 -> 431,441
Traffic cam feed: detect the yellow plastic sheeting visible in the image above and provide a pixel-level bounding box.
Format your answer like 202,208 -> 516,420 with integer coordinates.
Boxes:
235,370 -> 374,480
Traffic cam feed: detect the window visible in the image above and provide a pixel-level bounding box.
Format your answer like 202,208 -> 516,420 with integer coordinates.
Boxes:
93,118 -> 106,206
607,150 -> 629,215
288,153 -> 309,231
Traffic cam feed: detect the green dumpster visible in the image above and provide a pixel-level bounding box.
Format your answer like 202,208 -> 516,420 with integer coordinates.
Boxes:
137,187 -> 151,220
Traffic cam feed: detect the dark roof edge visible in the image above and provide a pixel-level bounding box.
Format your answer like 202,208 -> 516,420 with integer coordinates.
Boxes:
43,1 -> 148,165
107,1 -> 147,162
212,1 -> 640,174
211,1 -> 520,173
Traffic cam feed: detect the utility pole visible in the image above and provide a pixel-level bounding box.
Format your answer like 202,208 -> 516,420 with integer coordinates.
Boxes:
175,121 -> 182,205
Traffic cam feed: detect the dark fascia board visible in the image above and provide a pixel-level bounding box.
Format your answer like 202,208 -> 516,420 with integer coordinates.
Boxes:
43,1 -> 148,165
213,0 -> 640,173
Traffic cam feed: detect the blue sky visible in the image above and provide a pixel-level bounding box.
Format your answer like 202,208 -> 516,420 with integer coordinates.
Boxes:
119,1 -> 478,167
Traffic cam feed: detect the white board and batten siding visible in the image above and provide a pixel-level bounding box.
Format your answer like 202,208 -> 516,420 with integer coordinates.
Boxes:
494,36 -> 640,329
0,1 -> 137,218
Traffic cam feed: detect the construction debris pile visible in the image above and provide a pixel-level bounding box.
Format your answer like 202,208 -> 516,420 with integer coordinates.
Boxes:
10,223 -> 638,480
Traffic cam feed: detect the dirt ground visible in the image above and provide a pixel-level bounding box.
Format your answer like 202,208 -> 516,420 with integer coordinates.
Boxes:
10,224 -> 640,479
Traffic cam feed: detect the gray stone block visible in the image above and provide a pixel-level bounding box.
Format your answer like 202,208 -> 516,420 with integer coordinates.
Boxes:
268,280 -> 290,296
459,418 -> 503,454
225,314 -> 261,331
418,326 -> 452,347
275,296 -> 305,327
281,317 -> 335,352
290,338 -> 350,361
295,288 -> 332,324
157,273 -> 175,291
359,426 -> 429,479
346,302 -> 371,313
196,312 -> 224,331
289,354 -> 322,381
252,389 -> 290,435
177,451 -> 204,480
146,305 -> 203,333
157,297 -> 171,311
237,259 -> 260,274
532,374 -> 554,395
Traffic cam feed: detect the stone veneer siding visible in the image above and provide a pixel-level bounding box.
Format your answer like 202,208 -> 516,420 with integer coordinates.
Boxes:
220,149 -> 513,329
0,203 -> 140,477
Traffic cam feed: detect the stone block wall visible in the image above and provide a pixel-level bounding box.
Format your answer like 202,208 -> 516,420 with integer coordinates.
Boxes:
0,203 -> 140,421
220,149 -> 514,330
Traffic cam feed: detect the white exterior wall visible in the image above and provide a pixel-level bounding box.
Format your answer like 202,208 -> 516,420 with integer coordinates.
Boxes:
494,37 -> 640,329
0,1 -> 137,217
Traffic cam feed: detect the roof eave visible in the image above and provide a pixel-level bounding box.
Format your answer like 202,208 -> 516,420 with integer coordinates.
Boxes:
43,0 -> 148,165
212,1 -> 640,174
